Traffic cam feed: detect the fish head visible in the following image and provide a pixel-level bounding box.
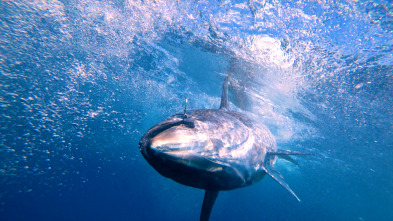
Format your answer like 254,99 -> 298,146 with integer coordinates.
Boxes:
150,116 -> 206,153
139,113 -> 201,159
139,111 -> 246,190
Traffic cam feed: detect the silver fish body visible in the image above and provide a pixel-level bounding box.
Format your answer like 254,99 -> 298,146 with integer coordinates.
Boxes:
139,74 -> 309,221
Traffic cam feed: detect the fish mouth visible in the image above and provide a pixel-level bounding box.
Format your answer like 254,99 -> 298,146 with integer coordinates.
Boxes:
145,143 -> 247,190
147,145 -> 226,173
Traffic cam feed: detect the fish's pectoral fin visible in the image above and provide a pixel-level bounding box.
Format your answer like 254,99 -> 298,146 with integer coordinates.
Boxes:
277,155 -> 300,166
263,164 -> 301,202
264,150 -> 309,201
268,149 -> 314,156
200,190 -> 219,221
268,149 -> 313,166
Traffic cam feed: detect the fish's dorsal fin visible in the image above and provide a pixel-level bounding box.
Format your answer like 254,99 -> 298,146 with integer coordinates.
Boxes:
200,190 -> 219,221
219,74 -> 229,110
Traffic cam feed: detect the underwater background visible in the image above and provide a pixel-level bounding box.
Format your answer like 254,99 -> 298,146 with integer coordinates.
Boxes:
1,0 -> 392,220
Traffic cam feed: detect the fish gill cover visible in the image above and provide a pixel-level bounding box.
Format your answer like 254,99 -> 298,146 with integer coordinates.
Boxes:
0,0 -> 392,220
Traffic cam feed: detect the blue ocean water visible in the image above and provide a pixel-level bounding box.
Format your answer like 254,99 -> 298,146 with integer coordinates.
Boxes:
1,0 -> 392,220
